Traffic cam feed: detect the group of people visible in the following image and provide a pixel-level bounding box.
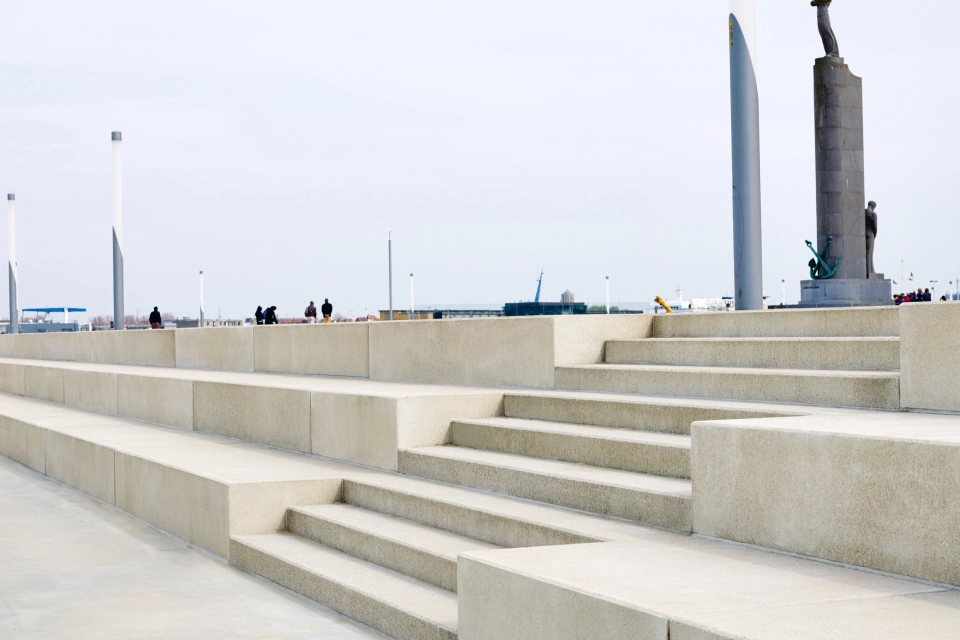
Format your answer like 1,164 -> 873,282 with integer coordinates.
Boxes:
895,288 -> 947,305
254,299 -> 333,325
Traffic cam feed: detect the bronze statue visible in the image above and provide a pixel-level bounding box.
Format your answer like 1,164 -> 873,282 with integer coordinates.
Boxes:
811,0 -> 840,58
865,201 -> 878,277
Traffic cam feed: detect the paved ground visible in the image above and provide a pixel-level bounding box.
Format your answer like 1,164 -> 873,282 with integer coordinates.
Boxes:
0,455 -> 388,640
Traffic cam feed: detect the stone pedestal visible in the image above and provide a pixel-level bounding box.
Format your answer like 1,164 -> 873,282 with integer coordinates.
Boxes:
800,57 -> 890,307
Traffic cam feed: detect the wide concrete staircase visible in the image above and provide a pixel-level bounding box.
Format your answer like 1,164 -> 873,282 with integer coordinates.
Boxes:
398,392 -> 795,533
556,310 -> 901,409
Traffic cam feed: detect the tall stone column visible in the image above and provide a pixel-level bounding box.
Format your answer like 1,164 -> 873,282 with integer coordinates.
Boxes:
800,57 -> 891,307
814,56 -> 864,280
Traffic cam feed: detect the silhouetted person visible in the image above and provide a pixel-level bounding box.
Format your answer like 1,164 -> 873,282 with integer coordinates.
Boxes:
321,299 -> 333,323
264,306 -> 278,325
305,300 -> 317,324
255,306 -> 264,325
149,307 -> 162,329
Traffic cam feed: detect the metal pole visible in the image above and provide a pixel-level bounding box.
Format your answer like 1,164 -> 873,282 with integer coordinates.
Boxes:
605,276 -> 610,314
409,273 -> 414,320
7,194 -> 17,334
112,132 -> 124,329
781,279 -> 786,307
388,232 -> 393,321
199,271 -> 205,327
729,0 -> 763,311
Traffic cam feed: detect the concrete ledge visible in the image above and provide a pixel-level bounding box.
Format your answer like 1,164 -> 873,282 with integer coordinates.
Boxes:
43,429 -> 115,504
0,415 -> 44,471
692,413 -> 960,586
63,369 -> 118,415
900,302 -> 960,412
653,306 -> 899,338
254,324 -> 370,378
24,365 -> 64,404
117,374 -> 194,430
194,382 -> 312,453
176,327 -> 254,372
0,362 -> 26,395
76,331 -> 119,363
119,330 -> 176,367
40,332 -> 77,361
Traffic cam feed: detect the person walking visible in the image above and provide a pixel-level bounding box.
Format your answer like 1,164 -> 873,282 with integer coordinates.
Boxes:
321,299 -> 333,323
264,306 -> 278,325
305,301 -> 318,324
148,307 -> 163,329
255,306 -> 264,325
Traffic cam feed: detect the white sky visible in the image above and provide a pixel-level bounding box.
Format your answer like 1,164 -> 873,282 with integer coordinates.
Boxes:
1,0 -> 958,319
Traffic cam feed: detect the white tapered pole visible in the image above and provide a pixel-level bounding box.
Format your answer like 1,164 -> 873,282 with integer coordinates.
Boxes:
8,195 -> 17,334
409,273 -> 415,320
112,132 -> 125,329
729,0 -> 763,311
199,271 -> 205,327
605,276 -> 610,314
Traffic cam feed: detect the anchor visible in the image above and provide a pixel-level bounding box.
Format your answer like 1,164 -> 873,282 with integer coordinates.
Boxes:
806,236 -> 840,280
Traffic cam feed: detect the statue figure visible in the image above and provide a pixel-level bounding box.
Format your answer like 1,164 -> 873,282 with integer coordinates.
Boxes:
811,0 -> 840,58
865,201 -> 878,277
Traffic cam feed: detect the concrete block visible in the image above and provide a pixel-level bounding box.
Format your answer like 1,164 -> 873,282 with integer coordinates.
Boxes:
311,391 -> 502,471
0,362 -> 26,395
254,324 -> 370,377
0,415 -> 45,471
76,331 -> 120,364
193,382 -> 311,453
692,414 -> 960,586
553,315 -> 653,366
8,334 -> 43,360
38,332 -> 77,361
118,330 -> 176,367
652,306 -> 898,338
370,317 -> 557,387
458,551 -> 666,640
63,369 -> 118,415
228,478 -> 342,536
23,366 -> 64,404
42,429 -> 115,504
900,302 -> 960,412
116,374 -> 194,430
115,450 -> 231,558
176,327 -> 254,372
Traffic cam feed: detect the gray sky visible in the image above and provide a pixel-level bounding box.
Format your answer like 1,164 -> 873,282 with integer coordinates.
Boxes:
1,0 -> 958,320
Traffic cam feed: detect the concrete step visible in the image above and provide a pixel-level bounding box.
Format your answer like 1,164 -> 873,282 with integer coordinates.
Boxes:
503,391 -> 803,435
398,446 -> 692,531
555,364 -> 901,410
605,337 -> 900,371
451,417 -> 690,478
288,503 -> 497,592
651,306 -> 899,338
231,533 -> 458,640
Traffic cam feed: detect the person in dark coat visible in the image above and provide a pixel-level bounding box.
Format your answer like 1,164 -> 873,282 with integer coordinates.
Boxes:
149,307 -> 162,329
255,306 -> 264,325
321,299 -> 333,323
264,306 -> 278,325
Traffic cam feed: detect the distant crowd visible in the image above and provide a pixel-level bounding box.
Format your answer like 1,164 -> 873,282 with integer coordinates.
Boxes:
895,288 -> 948,305
254,299 -> 334,325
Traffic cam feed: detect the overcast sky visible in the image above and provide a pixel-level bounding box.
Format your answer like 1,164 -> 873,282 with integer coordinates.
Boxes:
1,0 -> 957,320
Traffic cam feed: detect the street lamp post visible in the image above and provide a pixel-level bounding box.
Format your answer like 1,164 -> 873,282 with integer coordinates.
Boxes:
605,276 -> 610,314
388,233 -> 393,321
409,273 -> 415,320
199,271 -> 205,327
112,132 -> 124,330
7,194 -> 17,334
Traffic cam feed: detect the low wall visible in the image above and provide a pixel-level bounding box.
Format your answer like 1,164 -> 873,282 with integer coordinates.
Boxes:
900,302 -> 960,412
653,306 -> 899,338
691,413 -> 960,587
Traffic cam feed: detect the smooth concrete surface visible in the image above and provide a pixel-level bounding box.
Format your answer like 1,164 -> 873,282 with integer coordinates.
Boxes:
504,391 -> 805,435
0,455 -> 390,640
39,331 -> 77,361
458,537 -> 960,640
119,328 -> 177,367
117,372 -> 194,429
23,364 -> 63,404
0,361 -> 25,395
76,330 -> 119,363
369,315 -> 649,388
652,306 -> 899,338
255,323 -> 370,378
556,364 -> 901,409
63,368 -> 118,415
177,326 -> 254,371
606,337 -> 900,371
900,302 -> 960,412
692,412 -> 960,586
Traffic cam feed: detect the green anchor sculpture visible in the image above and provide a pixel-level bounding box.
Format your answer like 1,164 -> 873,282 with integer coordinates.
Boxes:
806,236 -> 840,280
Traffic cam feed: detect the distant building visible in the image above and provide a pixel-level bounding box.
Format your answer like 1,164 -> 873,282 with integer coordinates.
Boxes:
503,301 -> 586,317
561,290 -> 575,304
